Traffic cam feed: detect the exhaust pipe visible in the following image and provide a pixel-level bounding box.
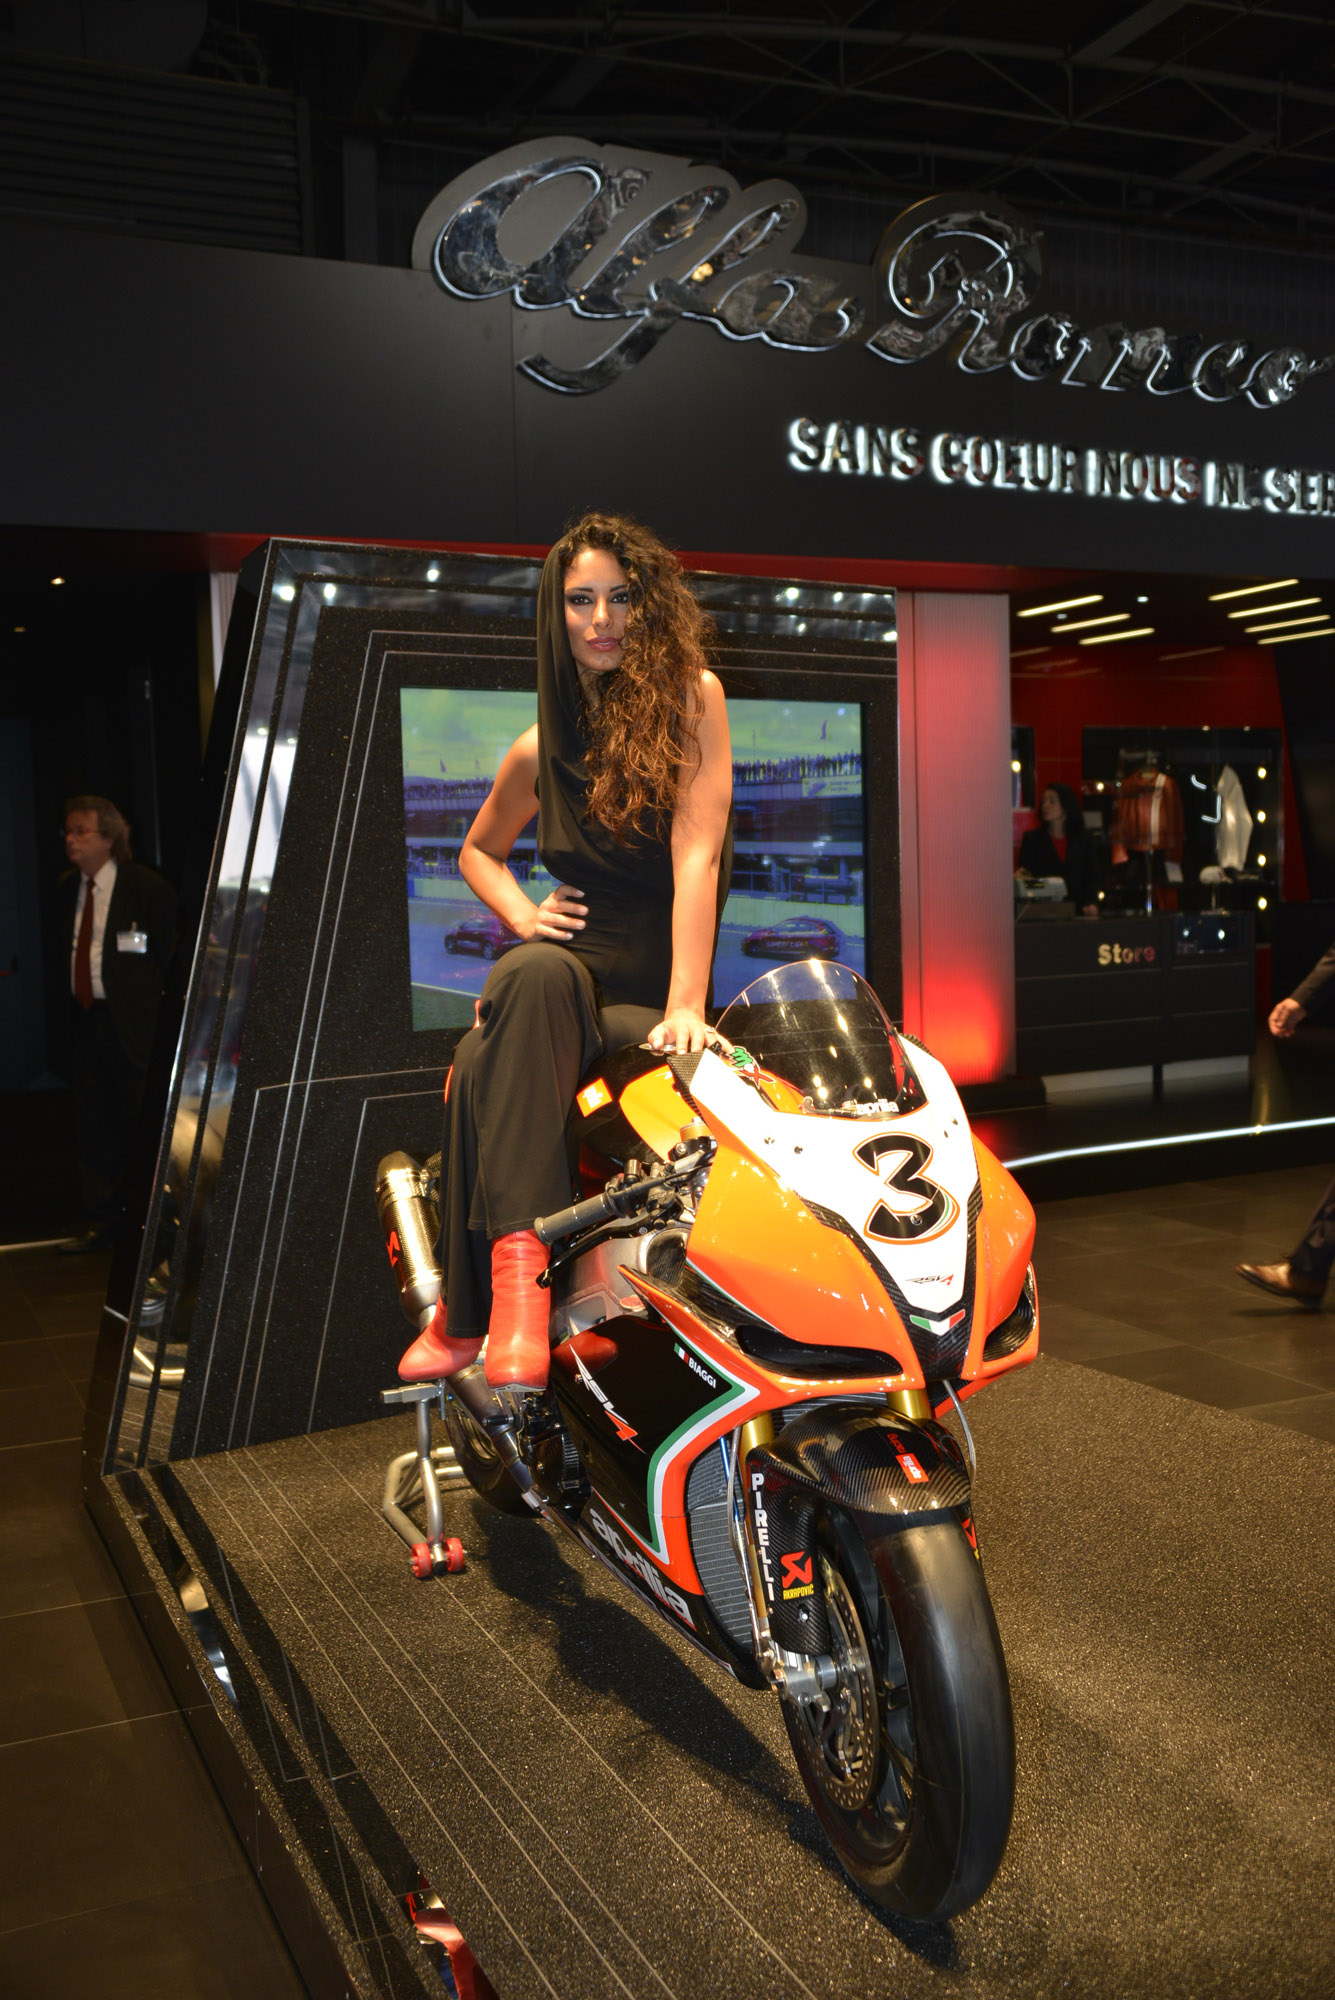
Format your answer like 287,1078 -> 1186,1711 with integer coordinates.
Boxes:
375,1154 -> 538,1505
375,1152 -> 441,1331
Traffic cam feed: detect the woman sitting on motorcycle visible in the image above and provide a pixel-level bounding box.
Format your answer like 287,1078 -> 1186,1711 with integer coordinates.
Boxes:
399,511 -> 733,1393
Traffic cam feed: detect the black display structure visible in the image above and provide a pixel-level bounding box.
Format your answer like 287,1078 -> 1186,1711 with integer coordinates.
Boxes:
82,540 -> 900,1998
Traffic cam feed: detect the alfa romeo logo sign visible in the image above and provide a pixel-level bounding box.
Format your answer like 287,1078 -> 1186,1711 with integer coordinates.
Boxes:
413,137 -> 1331,407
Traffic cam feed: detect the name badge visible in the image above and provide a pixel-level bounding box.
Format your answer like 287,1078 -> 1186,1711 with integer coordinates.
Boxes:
116,929 -> 149,955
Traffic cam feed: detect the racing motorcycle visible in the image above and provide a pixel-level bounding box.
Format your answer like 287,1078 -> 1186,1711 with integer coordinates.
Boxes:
376,960 -> 1038,1920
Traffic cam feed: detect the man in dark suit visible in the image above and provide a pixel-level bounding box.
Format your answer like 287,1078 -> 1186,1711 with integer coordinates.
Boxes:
59,796 -> 178,1252
1236,941 -> 1335,1306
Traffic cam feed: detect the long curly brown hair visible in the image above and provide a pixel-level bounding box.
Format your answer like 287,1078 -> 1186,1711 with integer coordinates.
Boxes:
554,511 -> 712,844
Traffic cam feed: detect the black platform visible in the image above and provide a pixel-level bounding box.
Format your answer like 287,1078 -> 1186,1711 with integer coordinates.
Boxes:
96,1353 -> 1335,2000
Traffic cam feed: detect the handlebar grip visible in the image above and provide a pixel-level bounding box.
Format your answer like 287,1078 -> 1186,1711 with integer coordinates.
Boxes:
532,1187 -> 621,1246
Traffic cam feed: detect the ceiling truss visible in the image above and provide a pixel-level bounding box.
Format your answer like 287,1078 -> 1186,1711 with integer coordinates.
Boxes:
229,2 -> 1335,251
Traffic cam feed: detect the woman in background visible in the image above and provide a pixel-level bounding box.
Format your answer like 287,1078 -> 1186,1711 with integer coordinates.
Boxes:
1017,782 -> 1100,916
399,513 -> 732,1394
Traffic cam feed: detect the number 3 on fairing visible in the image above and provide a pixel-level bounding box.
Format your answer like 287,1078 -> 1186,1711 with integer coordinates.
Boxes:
854,1132 -> 959,1242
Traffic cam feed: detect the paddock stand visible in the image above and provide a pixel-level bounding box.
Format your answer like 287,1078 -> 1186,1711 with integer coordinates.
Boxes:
379,1381 -> 468,1579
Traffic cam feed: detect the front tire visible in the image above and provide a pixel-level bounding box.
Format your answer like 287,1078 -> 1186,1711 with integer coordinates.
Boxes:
780,1510 -> 1014,1920
442,1395 -> 532,1516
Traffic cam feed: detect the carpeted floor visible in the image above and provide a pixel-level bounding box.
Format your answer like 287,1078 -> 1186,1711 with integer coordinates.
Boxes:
172,1346 -> 1335,2000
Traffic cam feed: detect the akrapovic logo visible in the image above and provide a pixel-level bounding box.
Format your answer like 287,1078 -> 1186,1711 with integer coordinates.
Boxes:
585,1508 -> 695,1629
780,1552 -> 815,1601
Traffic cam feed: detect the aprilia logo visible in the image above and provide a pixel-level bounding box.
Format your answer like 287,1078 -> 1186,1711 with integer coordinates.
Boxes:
585,1509 -> 695,1628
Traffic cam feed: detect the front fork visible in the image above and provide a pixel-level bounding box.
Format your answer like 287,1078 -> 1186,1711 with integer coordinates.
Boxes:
729,1413 -> 839,1704
730,1387 -> 950,1701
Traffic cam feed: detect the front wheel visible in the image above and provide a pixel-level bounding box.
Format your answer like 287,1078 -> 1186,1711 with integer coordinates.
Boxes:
780,1510 -> 1014,1920
442,1393 -> 532,1516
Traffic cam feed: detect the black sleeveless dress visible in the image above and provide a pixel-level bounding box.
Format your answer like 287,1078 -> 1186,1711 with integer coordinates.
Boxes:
432,544 -> 732,1340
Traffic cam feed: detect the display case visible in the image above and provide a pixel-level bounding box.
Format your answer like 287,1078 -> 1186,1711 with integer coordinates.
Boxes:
1081,726 -> 1281,927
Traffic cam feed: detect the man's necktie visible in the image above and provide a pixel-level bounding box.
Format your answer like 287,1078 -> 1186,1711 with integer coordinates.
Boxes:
74,878 -> 95,1010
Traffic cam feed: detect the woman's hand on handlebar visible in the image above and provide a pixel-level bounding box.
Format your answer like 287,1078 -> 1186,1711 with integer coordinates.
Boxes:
515,883 -> 587,943
647,1009 -> 731,1056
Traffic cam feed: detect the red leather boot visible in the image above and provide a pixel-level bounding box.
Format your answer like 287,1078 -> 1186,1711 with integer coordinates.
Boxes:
484,1230 -> 551,1391
398,1296 -> 482,1382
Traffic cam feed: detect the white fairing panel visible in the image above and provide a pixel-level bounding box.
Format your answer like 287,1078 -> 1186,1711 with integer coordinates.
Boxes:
685,1047 -> 978,1331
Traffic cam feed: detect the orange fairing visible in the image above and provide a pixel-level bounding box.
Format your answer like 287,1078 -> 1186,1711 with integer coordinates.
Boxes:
972,1140 -> 1035,1322
958,1137 -> 1038,1383
619,1067 -> 692,1159
686,1135 -> 925,1386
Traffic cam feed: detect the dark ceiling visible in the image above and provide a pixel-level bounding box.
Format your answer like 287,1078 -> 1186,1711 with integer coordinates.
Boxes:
189,0 -> 1335,255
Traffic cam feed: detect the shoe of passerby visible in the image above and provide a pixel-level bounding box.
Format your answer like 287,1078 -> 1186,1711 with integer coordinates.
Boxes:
58,1229 -> 116,1256
1235,1260 -> 1326,1309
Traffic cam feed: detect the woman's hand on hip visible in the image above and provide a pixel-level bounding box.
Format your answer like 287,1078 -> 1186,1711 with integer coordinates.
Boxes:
648,1008 -> 728,1056
516,884 -> 587,943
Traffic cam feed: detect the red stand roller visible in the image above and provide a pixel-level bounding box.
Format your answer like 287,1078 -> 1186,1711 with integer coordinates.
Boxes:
410,1537 -> 466,1578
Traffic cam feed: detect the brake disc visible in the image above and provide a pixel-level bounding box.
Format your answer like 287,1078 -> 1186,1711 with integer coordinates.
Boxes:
795,1555 -> 880,1811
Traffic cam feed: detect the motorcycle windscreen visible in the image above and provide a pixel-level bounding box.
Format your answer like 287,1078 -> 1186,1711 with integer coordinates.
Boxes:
716,959 -> 926,1117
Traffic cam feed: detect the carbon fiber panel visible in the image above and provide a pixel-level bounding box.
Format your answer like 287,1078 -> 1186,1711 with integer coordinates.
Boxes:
751,1407 -> 971,1517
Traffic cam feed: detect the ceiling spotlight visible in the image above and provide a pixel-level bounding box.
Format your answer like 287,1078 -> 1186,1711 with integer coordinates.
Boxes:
50,575 -> 64,586
1017,594 -> 1103,618
1054,612 -> 1129,633
1258,896 -> 1268,910
322,583 -> 336,601
1011,759 -> 1022,773
13,625 -> 24,634
1257,810 -> 1266,822
1136,595 -> 1148,604
1079,626 -> 1155,645
784,586 -> 800,601
1227,597 -> 1320,619
1257,766 -> 1267,779
1243,615 -> 1329,634
1208,579 -> 1298,601
1257,854 -> 1267,868
426,565 -> 440,582
276,583 -> 296,602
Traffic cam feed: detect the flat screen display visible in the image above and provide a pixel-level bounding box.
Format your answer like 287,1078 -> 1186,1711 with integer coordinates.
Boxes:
402,687 -> 866,1030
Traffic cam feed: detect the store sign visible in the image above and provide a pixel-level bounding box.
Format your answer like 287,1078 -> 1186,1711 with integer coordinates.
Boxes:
787,418 -> 1335,518
413,139 -> 1332,407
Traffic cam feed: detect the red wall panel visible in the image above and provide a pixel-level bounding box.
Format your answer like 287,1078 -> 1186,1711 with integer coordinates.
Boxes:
900,593 -> 1014,1083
